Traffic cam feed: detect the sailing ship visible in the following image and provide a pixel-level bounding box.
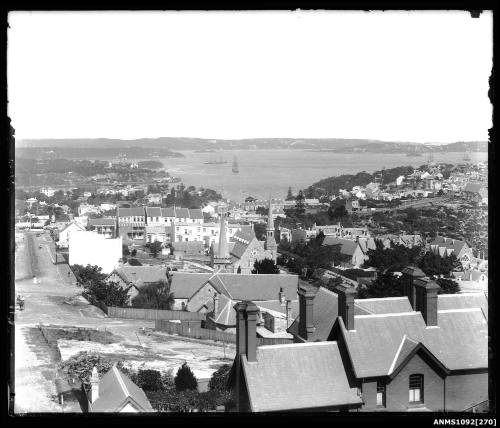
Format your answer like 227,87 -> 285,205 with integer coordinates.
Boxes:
232,156 -> 239,173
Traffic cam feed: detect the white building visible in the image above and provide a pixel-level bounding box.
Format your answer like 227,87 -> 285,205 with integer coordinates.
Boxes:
57,221 -> 87,248
40,187 -> 56,197
69,232 -> 122,274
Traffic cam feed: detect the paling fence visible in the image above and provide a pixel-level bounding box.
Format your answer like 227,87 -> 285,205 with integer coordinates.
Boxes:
155,319 -> 293,346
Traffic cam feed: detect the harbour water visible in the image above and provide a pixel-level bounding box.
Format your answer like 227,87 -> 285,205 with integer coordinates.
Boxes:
156,150 -> 488,202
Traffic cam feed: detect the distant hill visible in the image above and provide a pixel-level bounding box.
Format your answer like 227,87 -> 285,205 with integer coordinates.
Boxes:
16,137 -> 488,154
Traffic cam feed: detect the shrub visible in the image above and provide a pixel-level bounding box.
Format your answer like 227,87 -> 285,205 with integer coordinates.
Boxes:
136,369 -> 164,391
208,364 -> 231,393
175,362 -> 198,391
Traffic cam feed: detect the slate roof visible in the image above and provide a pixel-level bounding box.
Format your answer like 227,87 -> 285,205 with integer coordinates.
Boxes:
117,207 -> 145,217
90,365 -> 153,412
438,292 -> 488,320
463,182 -> 485,193
211,242 -> 236,255
233,228 -> 256,244
169,272 -> 214,299
189,209 -> 203,219
88,218 -> 116,227
145,207 -> 162,217
161,207 -> 176,217
172,241 -> 205,254
241,342 -> 362,412
339,308 -> 488,378
175,208 -> 190,218
322,236 -> 361,256
430,236 -> 468,254
111,266 -> 168,285
230,240 -> 256,259
207,273 -> 299,301
288,289 -> 413,341
358,238 -> 376,254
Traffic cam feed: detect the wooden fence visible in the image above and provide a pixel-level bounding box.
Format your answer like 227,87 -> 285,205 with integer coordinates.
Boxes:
155,320 -> 293,346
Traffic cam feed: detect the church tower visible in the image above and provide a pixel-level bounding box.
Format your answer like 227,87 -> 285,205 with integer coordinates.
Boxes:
212,210 -> 232,272
265,199 -> 278,261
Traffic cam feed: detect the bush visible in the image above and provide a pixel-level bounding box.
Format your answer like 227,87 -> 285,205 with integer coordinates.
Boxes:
208,364 -> 231,392
136,369 -> 164,391
175,362 -> 198,392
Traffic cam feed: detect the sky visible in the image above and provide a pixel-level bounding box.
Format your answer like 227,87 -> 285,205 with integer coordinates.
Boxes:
8,11 -> 493,143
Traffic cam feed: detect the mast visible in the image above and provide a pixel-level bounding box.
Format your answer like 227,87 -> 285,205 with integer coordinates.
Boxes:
232,156 -> 239,173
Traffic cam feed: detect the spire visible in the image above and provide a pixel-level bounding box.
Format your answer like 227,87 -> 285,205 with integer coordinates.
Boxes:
218,210 -> 229,258
267,199 -> 274,231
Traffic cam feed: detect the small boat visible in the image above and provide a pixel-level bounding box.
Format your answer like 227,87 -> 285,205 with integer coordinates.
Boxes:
204,156 -> 227,165
232,156 -> 239,173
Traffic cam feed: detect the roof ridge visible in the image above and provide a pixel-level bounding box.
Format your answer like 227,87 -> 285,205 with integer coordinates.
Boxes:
438,308 -> 482,314
259,341 -> 338,350
355,311 -> 418,319
112,365 -> 130,399
355,297 -> 407,302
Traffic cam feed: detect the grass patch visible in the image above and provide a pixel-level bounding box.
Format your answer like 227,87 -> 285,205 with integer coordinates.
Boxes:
40,326 -> 121,348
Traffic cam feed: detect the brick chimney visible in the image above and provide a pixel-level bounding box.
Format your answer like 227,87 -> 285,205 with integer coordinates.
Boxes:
334,283 -> 357,331
89,366 -> 99,403
298,283 -> 318,340
285,300 -> 292,328
234,301 -> 259,363
401,266 -> 426,309
413,277 -> 441,326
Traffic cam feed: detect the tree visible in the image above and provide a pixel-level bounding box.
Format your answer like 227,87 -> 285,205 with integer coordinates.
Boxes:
436,278 -> 460,294
131,249 -> 137,257
132,279 -> 174,310
71,264 -> 107,286
128,258 -> 142,266
255,206 -> 268,216
286,186 -> 294,201
149,240 -> 163,258
295,190 -> 306,216
252,258 -> 280,274
357,272 -> 406,299
237,266 -> 242,274
175,362 -> 198,392
208,364 -> 232,393
85,280 -> 130,307
418,251 -> 457,277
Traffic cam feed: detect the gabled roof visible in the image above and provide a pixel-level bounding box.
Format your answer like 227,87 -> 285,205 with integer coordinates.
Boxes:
172,241 -> 205,253
241,342 -> 362,412
169,272 -> 214,299
175,208 -> 189,218
430,236 -> 468,254
288,289 -> 413,342
358,238 -> 376,254
463,182 -> 485,193
230,240 -> 255,259
90,365 -> 153,412
211,242 -> 236,255
110,266 -> 168,286
233,228 -> 256,244
339,308 -> 488,378
208,273 -> 299,301
322,236 -> 361,256
61,221 -> 86,233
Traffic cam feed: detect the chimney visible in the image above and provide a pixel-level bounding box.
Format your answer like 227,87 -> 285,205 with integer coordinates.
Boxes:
244,301 -> 259,363
297,283 -> 318,340
285,300 -> 292,328
334,283 -> 357,331
401,266 -> 426,309
234,301 -> 259,363
279,287 -> 285,306
413,277 -> 441,326
213,293 -> 219,318
89,366 -> 99,403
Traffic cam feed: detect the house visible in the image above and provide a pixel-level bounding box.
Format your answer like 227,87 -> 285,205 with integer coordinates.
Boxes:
106,265 -> 168,301
462,182 -> 487,204
322,236 -> 367,267
88,217 -> 117,238
78,203 -> 102,217
229,301 -> 363,412
117,207 -> 146,244
87,365 -> 153,412
288,267 -> 488,412
172,241 -> 205,260
451,270 -> 488,293
169,272 -> 299,328
429,236 -> 474,265
57,221 -> 87,248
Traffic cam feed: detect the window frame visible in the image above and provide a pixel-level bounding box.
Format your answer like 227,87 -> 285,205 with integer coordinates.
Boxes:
376,381 -> 386,407
408,374 -> 424,404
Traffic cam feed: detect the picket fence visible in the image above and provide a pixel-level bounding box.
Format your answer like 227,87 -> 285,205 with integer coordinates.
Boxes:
155,319 -> 293,346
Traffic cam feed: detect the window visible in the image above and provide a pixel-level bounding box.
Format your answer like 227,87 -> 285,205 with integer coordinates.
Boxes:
376,381 -> 386,407
409,374 -> 423,403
